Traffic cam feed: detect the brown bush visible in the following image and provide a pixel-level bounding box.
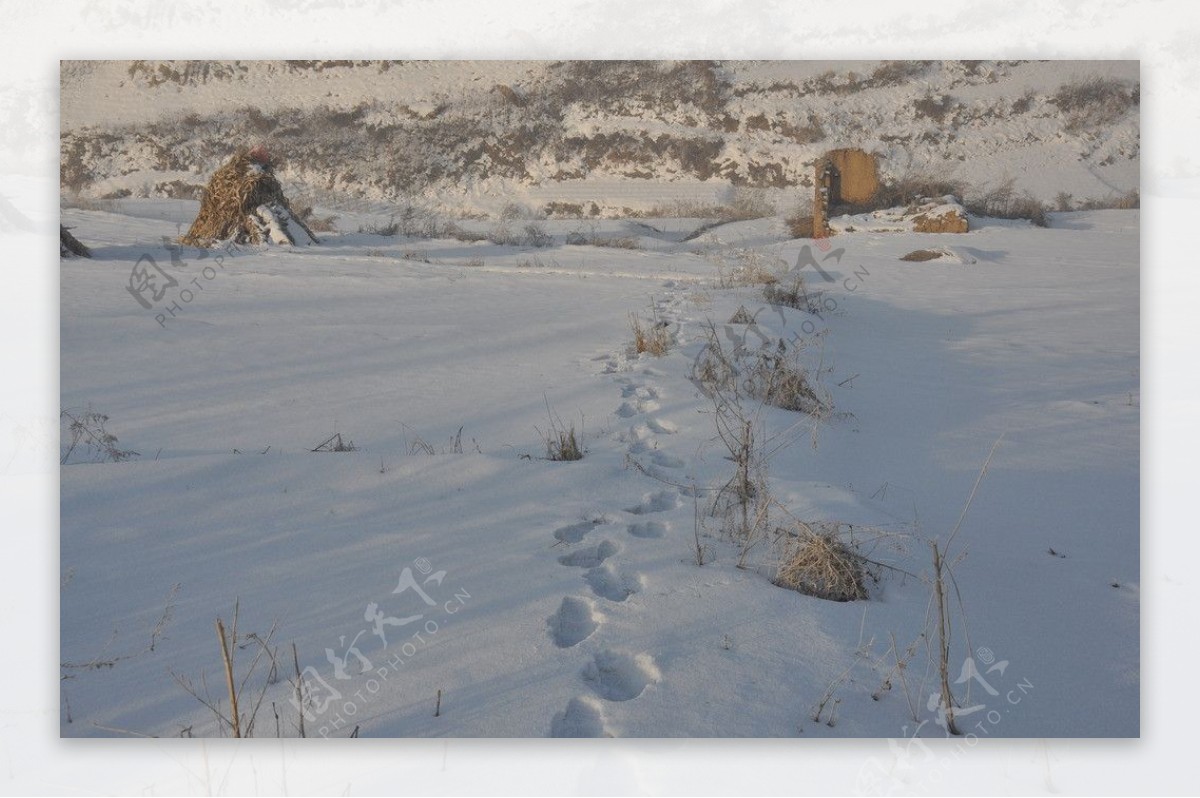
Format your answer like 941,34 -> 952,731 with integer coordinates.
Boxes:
913,93 -> 956,123
181,149 -> 317,246
912,207 -> 969,233
774,522 -> 868,602
1053,76 -> 1137,131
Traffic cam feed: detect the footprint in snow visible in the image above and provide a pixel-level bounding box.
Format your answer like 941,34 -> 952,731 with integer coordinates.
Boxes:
621,422 -> 656,448
549,596 -> 601,648
616,398 -> 659,418
645,418 -> 678,434
558,539 -> 620,568
583,650 -> 661,702
625,490 -> 680,515
585,563 -> 643,602
627,520 -> 668,539
550,696 -> 613,737
621,384 -> 660,400
553,518 -> 608,545
650,451 -> 685,469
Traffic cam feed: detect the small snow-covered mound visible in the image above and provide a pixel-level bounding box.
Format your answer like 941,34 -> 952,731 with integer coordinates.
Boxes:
829,196 -> 969,234
899,245 -> 977,263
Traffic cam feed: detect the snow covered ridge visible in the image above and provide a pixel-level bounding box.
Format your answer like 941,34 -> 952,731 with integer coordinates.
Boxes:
61,60 -> 1138,216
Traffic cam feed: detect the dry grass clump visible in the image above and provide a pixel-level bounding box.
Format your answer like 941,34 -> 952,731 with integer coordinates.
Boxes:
692,324 -> 830,418
1053,75 -> 1138,131
870,60 -> 932,86
546,426 -> 583,461
629,311 -> 671,356
746,341 -> 830,416
294,205 -> 338,233
786,212 -> 816,239
182,148 -> 317,246
713,248 -> 782,288
874,172 -> 965,210
912,92 -> 960,123
774,522 -> 868,602
763,276 -> 823,314
964,177 -> 1048,227
565,228 -> 640,249
1078,189 -> 1140,210
538,400 -> 584,462
912,93 -> 957,123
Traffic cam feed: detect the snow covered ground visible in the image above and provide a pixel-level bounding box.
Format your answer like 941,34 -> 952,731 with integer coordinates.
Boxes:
60,201 -> 1138,738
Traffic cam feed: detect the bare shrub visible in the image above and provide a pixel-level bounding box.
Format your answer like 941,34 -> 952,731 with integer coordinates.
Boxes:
486,223 -> 521,246
296,205 -> 338,233
777,117 -> 826,144
763,276 -> 825,315
870,60 -> 931,86
358,217 -> 400,236
964,177 -> 1048,226
499,201 -> 525,221
912,93 -> 956,123
745,340 -> 830,416
1011,88 -> 1037,115
724,187 -> 776,221
518,220 -> 549,246
691,322 -> 738,396
544,201 -> 586,218
61,408 -> 139,464
593,235 -> 639,249
874,172 -> 965,209
60,194 -> 119,213
60,139 -> 93,194
694,326 -> 772,563
712,247 -> 782,288
565,224 -> 640,249
1079,189 -> 1139,210
1053,75 -> 1138,131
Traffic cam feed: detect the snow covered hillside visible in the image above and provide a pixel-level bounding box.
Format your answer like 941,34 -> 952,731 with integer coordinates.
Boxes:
60,202 -> 1138,738
60,60 -> 1139,217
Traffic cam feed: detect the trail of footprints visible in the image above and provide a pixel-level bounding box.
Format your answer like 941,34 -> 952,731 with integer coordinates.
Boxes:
548,351 -> 687,737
